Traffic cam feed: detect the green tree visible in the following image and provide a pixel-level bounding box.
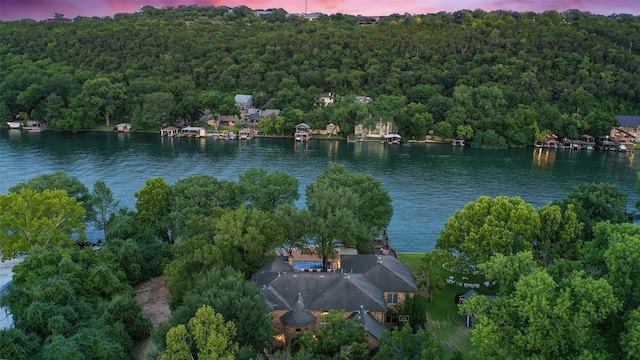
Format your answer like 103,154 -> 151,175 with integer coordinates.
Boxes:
472,129 -> 508,149
294,310 -> 368,360
39,93 -> 65,130
0,101 -> 12,122
68,77 -> 126,127
622,308 -> 640,359
136,91 -> 175,130
0,328 -> 39,360
39,335 -> 83,360
555,182 -> 630,239
212,206 -> 285,274
0,189 -> 86,259
199,90 -> 238,116
536,203 -> 584,263
436,196 -> 540,269
238,167 -> 299,212
306,164 -> 393,271
9,171 -> 93,221
159,305 -> 239,360
170,175 -> 241,236
367,95 -> 406,125
164,234 -> 224,308
2,245 -> 147,359
135,177 -> 172,243
91,180 -> 119,240
415,250 -> 452,302
464,269 -> 620,359
481,251 -> 540,296
434,121 -> 454,140
373,324 -> 442,360
159,267 -> 273,351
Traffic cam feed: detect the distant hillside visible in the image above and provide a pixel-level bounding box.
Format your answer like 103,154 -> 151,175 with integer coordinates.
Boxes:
1,6 -> 639,146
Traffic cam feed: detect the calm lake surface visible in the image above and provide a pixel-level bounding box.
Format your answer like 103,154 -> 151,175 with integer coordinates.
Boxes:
1,128 -> 639,253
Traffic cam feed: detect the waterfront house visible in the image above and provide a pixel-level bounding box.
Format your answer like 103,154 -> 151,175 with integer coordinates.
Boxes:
295,123 -> 312,141
612,115 -> 640,144
235,94 -> 253,111
219,115 -> 242,127
239,120 -> 257,139
355,116 -> 396,139
181,126 -> 206,137
160,126 -> 179,137
116,123 -> 131,132
260,109 -> 281,118
318,93 -> 335,107
252,248 -> 418,348
313,123 -> 340,136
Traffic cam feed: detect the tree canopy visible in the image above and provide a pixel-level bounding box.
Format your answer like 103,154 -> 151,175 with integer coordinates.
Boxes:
305,163 -> 393,270
436,195 -> 540,269
2,7 -> 639,146
0,189 -> 86,259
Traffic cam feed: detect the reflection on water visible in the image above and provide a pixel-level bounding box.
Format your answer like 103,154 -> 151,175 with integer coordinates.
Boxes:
1,129 -> 639,253
532,148 -> 557,168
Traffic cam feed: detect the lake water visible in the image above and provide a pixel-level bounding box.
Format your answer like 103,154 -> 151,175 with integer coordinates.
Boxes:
1,128 -> 639,253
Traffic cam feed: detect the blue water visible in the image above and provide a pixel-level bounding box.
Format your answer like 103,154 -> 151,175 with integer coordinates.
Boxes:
1,129 -> 639,253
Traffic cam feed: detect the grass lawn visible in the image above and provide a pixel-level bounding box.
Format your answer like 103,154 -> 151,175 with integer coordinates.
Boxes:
399,253 -> 495,359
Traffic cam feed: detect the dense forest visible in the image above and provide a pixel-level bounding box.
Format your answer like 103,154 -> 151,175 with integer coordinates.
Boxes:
1,167 -> 640,359
2,6 -> 640,147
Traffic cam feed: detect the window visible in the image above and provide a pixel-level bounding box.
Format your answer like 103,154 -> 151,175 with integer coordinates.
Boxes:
386,293 -> 398,305
386,313 -> 397,324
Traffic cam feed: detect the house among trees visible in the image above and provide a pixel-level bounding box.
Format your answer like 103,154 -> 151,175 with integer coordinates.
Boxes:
313,122 -> 340,136
160,126 -> 179,137
355,96 -> 372,105
180,126 -> 206,137
234,94 -> 253,111
612,115 -> 640,144
218,115 -> 242,127
318,93 -> 335,107
252,249 -> 418,348
294,123 -> 312,141
354,116 -> 396,139
239,119 -> 258,139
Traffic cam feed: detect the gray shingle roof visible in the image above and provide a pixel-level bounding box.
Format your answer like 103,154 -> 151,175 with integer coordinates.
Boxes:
616,115 -> 640,127
280,293 -> 317,327
341,255 -> 419,292
257,272 -> 386,313
309,274 -> 387,312
252,254 -> 418,315
235,94 -> 252,103
349,307 -> 388,340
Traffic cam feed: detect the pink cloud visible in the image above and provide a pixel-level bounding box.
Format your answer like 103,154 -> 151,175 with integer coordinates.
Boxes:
1,0 -> 639,21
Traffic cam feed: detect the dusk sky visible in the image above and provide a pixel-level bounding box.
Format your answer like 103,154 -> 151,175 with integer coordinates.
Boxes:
1,0 -> 640,22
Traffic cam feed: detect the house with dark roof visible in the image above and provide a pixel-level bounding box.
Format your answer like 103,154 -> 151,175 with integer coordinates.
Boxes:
612,115 -> 640,145
349,306 -> 389,349
252,251 -> 418,348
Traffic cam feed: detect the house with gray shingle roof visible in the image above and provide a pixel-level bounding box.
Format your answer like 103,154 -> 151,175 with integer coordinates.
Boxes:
349,306 -> 389,349
252,253 -> 418,348
234,94 -> 253,110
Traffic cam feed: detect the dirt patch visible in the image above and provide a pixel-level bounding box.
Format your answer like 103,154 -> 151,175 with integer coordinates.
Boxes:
132,276 -> 172,360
